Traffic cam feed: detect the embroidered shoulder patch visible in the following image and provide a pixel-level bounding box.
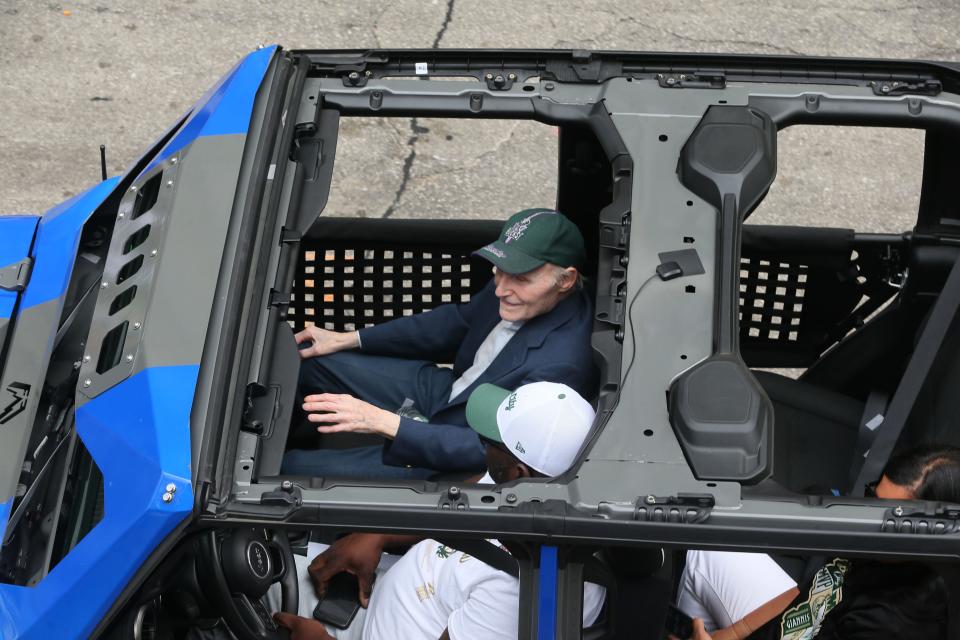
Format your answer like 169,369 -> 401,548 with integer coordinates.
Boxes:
780,558 -> 849,639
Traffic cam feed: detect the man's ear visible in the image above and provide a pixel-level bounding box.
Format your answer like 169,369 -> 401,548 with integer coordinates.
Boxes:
557,266 -> 578,293
515,463 -> 535,479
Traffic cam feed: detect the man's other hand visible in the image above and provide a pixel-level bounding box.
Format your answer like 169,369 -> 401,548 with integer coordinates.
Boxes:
668,617 -> 713,640
294,326 -> 360,359
303,393 -> 401,439
273,612 -> 334,640
308,533 -> 384,608
273,611 -> 333,640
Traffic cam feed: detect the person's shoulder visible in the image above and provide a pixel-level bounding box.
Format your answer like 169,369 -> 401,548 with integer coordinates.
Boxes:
546,289 -> 593,326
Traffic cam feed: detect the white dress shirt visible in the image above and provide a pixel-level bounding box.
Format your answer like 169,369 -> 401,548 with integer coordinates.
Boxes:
448,320 -> 523,401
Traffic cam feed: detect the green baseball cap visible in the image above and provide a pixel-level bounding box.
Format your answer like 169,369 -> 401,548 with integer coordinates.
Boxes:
474,208 -> 586,275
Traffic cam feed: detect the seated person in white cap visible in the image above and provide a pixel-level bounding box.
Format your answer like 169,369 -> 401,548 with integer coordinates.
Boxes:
270,381 -> 605,640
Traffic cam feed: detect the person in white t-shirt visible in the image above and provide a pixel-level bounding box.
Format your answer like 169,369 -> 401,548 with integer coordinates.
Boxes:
273,381 -> 606,640
675,550 -> 799,639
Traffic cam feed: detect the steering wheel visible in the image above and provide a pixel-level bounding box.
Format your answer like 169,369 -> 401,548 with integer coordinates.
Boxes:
198,528 -> 299,640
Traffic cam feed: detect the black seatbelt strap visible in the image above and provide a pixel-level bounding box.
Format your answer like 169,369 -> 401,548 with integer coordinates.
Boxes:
846,390 -> 889,493
437,538 -> 519,578
583,554 -> 616,591
436,539 -> 616,593
852,258 -> 960,496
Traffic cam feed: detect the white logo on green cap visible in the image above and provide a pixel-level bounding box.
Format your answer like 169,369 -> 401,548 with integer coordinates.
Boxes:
504,210 -> 554,244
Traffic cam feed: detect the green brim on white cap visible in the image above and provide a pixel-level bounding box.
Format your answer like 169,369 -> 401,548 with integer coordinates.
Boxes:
465,383 -> 512,443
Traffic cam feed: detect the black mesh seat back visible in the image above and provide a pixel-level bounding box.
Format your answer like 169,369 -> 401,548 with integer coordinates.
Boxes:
739,225 -> 896,369
288,217 -> 502,331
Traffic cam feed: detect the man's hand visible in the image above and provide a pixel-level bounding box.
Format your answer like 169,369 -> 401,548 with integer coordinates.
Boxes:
295,326 -> 360,359
273,612 -> 334,640
308,533 -> 385,608
303,394 -> 402,439
668,618 -> 712,640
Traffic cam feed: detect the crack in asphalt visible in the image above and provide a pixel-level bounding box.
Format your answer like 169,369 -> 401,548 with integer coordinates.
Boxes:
433,0 -> 455,48
382,0 -> 456,218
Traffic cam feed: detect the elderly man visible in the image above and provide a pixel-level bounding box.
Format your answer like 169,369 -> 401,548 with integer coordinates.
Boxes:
273,381 -> 605,640
282,208 -> 595,479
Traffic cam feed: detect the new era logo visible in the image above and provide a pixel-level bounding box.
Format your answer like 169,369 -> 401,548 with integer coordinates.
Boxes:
514,441 -> 526,454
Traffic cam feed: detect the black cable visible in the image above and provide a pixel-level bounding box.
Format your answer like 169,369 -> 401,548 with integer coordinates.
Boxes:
619,272 -> 660,392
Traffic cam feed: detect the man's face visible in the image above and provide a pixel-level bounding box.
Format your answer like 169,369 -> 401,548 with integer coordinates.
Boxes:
493,264 -> 575,322
484,443 -> 523,484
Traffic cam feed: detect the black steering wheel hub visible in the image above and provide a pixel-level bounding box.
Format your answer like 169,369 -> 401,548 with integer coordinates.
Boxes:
198,528 -> 298,640
221,531 -> 276,598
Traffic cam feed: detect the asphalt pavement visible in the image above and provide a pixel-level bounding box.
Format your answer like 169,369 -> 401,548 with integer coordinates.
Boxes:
1,0 -> 958,232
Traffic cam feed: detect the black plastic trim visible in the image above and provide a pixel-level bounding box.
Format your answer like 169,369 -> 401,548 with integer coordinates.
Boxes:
194,50 -> 294,507
298,48 -> 960,94
201,503 -> 960,562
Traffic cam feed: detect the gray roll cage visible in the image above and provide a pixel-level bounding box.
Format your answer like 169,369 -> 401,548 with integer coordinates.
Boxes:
201,49 -> 960,564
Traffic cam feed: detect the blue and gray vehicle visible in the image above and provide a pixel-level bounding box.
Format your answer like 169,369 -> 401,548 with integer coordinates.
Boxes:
2,46 -> 960,639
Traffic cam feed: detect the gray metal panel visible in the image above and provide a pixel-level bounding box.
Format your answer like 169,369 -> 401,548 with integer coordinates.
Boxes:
75,134 -> 248,403
138,136 -> 248,372
0,298 -> 61,503
568,79 -> 740,504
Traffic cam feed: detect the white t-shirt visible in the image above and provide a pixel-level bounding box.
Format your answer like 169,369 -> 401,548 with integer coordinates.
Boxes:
448,320 -> 523,401
363,538 -> 605,640
266,474 -> 604,640
362,471 -> 604,640
677,550 -> 798,633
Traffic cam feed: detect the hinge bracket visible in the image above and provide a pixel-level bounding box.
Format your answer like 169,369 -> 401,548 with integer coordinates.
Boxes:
0,257 -> 33,292
881,504 -> 960,534
657,72 -> 726,89
870,78 -> 941,96
635,493 -> 715,524
438,486 -> 470,510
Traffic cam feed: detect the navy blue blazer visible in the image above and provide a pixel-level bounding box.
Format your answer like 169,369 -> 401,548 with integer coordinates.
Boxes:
358,281 -> 596,471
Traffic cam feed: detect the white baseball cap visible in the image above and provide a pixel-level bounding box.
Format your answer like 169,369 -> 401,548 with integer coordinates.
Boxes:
465,381 -> 596,477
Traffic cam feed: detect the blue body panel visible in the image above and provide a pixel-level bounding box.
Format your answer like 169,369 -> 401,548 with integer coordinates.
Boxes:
0,366 -> 197,639
146,45 -> 277,174
0,46 -> 276,638
0,216 -> 38,320
21,179 -> 120,313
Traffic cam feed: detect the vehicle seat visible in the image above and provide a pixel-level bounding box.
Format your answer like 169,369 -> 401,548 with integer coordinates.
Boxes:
596,547 -> 672,640
756,370 -> 863,493
760,250 -> 960,494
